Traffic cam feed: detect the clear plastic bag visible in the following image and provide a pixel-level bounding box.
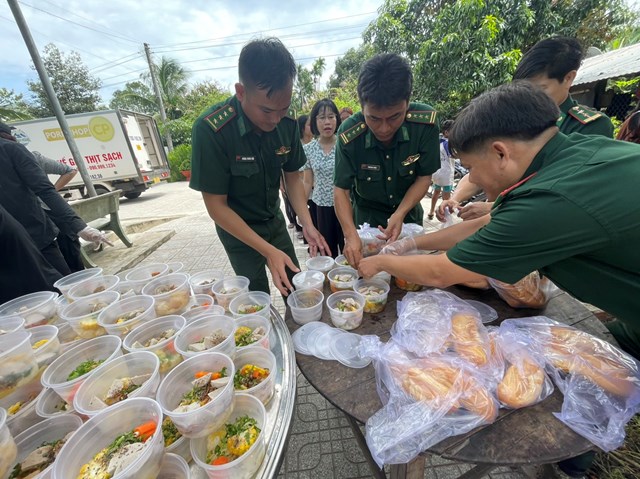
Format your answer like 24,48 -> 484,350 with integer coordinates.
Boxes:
487,271 -> 558,309
364,349 -> 499,466
357,223 -> 387,257
499,316 -> 640,451
398,223 -> 425,239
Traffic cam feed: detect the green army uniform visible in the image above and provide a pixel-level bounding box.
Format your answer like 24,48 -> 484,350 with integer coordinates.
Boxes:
447,132 -> 640,358
557,95 -> 614,137
190,95 -> 304,294
334,102 -> 441,228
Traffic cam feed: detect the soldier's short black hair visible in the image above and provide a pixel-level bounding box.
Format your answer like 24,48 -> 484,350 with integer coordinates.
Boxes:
239,37 -> 296,97
440,119 -> 454,134
357,53 -> 412,107
309,99 -> 341,136
513,37 -> 583,82
297,114 -> 308,140
448,82 -> 560,155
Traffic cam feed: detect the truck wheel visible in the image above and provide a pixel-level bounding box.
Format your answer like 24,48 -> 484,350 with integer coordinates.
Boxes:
124,192 -> 142,199
95,185 -> 110,196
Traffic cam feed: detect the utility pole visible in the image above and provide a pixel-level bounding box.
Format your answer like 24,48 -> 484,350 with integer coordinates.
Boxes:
8,0 -> 97,197
144,43 -> 173,152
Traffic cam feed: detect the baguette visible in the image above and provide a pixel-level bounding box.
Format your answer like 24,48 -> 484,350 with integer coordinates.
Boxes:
451,314 -> 489,367
497,360 -> 546,408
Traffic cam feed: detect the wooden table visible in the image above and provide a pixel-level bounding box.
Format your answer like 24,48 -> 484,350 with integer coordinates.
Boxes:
284,282 -> 617,479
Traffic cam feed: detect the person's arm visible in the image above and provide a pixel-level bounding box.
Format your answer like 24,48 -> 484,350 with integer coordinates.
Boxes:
202,192 -> 299,295
436,173 -> 489,221
31,151 -> 78,191
334,186 -> 363,267
54,170 -> 77,191
284,170 -> 330,257
379,175 -> 430,242
302,168 -> 314,200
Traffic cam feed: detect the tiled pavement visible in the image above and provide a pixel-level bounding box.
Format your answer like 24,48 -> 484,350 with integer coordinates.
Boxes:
114,181 -> 529,479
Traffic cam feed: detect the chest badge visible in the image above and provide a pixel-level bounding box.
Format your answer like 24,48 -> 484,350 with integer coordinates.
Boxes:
236,155 -> 256,162
361,164 -> 381,171
275,146 -> 291,155
401,154 -> 420,166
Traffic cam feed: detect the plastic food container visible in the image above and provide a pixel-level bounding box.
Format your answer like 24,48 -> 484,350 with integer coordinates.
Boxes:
52,397 -> 165,479
229,291 -> 271,319
305,256 -> 335,279
166,262 -> 184,274
394,276 -> 423,292
156,352 -> 235,438
191,294 -> 216,308
123,315 -> 186,375
191,393 -> 266,479
233,347 -> 277,405
4,373 -> 44,436
327,267 -> 359,293
53,268 -> 103,300
56,321 -> 85,354
287,288 -> 324,325
165,433 -> 191,463
334,254 -> 351,267
373,270 -> 391,284
190,270 -> 226,296
292,270 -> 325,291
67,275 -> 120,303
235,315 -> 271,351
326,291 -> 366,330
174,315 -> 236,359
54,295 -> 69,317
97,295 -> 156,337
29,324 -> 61,369
354,278 -> 390,314
11,413 -> 83,479
73,350 -> 160,417
125,262 -> 170,281
212,276 -> 250,312
0,408 -> 18,478
0,315 -> 25,336
142,273 -> 192,316
0,291 -> 59,327
35,387 -> 76,419
60,290 -> 120,339
157,452 -> 190,479
115,280 -> 138,298
182,304 -> 226,323
0,330 -> 39,400
41,335 -> 123,404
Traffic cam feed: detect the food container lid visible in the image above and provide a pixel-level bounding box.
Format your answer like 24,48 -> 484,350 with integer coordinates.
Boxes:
330,332 -> 371,368
291,321 -> 330,355
464,300 -> 498,324
307,327 -> 343,360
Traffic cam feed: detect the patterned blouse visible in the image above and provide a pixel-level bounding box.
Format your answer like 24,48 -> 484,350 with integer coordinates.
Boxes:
303,138 -> 337,207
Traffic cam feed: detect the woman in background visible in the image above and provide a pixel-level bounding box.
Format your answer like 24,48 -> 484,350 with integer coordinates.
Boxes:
303,99 -> 344,257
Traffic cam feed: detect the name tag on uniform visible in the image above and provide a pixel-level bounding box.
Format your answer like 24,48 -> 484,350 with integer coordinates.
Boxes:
236,155 -> 256,162
401,154 -> 420,166
361,164 -> 380,171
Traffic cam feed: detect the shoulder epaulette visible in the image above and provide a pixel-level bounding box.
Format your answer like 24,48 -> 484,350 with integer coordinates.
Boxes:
339,122 -> 367,144
568,106 -> 602,124
406,110 -> 436,125
204,104 -> 236,132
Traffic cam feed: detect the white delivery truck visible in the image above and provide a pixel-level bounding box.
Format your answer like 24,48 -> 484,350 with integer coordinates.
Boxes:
10,110 -> 170,199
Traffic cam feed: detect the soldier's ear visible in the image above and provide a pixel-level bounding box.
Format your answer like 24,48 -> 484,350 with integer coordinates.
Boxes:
235,83 -> 245,102
563,70 -> 577,87
490,141 -> 510,164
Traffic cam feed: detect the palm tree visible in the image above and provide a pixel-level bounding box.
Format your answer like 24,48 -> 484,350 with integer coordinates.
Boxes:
143,57 -> 189,120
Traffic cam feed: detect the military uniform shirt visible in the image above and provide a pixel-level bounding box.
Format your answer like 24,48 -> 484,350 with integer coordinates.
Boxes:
557,95 -> 614,137
190,95 -> 305,223
447,132 -> 640,329
334,102 -> 440,228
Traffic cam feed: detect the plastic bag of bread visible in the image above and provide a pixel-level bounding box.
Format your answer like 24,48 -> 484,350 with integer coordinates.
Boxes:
365,351 -> 499,467
494,328 -> 553,409
487,271 -> 557,309
499,316 -> 640,451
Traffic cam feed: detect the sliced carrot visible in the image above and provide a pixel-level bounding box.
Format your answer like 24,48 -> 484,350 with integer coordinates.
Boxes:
194,371 -> 211,379
211,372 -> 222,380
134,421 -> 157,441
211,457 -> 230,466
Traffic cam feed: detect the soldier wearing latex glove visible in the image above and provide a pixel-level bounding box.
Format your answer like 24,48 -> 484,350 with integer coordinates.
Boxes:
78,226 -> 113,248
379,236 -> 417,256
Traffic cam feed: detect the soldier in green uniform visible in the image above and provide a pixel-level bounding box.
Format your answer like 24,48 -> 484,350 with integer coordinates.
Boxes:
190,38 -> 329,296
439,36 -> 614,222
333,53 -> 440,267
359,82 -> 640,478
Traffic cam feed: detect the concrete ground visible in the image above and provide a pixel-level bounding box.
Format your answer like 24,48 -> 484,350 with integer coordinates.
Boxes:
90,181 -> 530,479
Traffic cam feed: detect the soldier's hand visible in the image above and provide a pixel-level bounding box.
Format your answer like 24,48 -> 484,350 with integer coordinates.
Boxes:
302,225 -> 330,257
380,237 -> 417,256
377,214 -> 403,243
358,255 -> 383,279
343,235 -> 363,269
266,249 -> 299,296
458,202 -> 493,221
436,199 -> 459,221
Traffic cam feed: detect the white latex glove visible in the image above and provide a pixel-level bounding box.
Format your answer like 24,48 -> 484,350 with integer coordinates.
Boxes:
379,237 -> 417,256
78,226 -> 114,248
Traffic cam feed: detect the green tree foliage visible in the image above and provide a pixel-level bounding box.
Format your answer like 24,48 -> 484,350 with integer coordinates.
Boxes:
329,44 -> 375,89
26,43 -> 101,118
0,88 -> 31,121
141,56 -> 189,120
293,64 -> 315,112
109,81 -> 156,115
167,143 -> 192,181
